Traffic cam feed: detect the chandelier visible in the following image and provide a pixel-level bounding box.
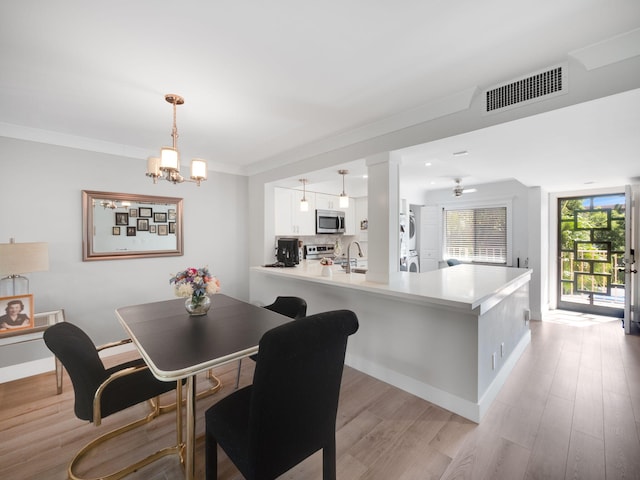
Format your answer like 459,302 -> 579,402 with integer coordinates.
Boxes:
146,94 -> 208,186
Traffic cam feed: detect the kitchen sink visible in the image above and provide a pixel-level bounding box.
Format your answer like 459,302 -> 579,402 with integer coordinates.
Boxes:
340,265 -> 367,274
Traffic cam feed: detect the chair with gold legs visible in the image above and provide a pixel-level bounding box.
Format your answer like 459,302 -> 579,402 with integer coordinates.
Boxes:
44,322 -> 185,480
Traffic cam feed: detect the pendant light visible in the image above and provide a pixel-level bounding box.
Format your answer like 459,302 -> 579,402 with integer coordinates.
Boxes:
299,179 -> 309,212
338,169 -> 349,208
146,94 -> 208,186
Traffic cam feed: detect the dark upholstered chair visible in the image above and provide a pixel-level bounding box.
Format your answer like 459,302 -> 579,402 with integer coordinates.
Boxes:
205,309 -> 359,480
234,296 -> 307,388
43,322 -> 183,480
447,258 -> 461,266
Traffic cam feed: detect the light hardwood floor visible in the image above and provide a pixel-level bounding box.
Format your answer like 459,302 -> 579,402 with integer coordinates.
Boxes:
1,316 -> 639,479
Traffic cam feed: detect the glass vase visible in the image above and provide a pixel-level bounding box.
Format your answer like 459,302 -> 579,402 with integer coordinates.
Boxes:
185,294 -> 211,316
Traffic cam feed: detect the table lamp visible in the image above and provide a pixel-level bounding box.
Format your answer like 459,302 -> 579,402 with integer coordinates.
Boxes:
0,239 -> 49,296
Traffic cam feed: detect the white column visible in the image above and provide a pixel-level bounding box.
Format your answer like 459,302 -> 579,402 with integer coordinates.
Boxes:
365,152 -> 401,284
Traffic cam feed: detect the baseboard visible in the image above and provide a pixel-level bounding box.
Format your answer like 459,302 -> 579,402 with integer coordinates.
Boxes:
345,353 -> 483,423
0,342 -> 136,384
345,329 -> 532,424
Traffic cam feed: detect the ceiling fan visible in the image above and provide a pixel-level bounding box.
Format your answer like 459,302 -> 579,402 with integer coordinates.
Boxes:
453,178 -> 477,197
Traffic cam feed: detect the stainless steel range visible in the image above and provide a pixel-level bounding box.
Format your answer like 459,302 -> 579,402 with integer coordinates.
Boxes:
304,244 -> 335,260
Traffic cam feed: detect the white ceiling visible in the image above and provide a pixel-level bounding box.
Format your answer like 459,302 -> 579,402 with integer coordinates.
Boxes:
1,1 -> 639,196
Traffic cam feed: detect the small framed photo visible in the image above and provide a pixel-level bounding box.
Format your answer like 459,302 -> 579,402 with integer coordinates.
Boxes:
169,222 -> 176,234
112,226 -> 121,235
126,226 -> 136,236
115,212 -> 129,226
154,212 -> 167,223
139,207 -> 152,218
168,209 -> 176,221
129,208 -> 138,218
137,218 -> 149,231
0,294 -> 35,336
157,224 -> 168,236
149,225 -> 157,234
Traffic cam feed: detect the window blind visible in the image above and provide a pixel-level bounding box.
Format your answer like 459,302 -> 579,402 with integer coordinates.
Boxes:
444,207 -> 507,264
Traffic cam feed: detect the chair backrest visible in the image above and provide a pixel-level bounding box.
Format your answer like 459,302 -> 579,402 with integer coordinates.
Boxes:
263,296 -> 307,319
248,309 -> 358,479
43,322 -> 109,421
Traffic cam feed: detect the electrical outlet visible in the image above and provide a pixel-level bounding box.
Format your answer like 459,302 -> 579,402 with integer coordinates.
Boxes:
501,342 -> 505,357
492,353 -> 496,370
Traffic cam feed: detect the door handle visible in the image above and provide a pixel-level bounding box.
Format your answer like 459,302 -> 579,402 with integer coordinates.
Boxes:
618,268 -> 638,273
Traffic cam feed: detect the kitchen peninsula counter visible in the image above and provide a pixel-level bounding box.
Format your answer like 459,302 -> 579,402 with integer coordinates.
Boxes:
252,261 -> 531,314
250,262 -> 532,422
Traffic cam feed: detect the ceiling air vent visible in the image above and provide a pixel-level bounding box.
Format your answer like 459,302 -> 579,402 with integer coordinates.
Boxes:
485,63 -> 567,114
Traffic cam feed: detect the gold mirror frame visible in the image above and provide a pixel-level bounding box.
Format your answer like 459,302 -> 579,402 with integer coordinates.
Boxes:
82,190 -> 184,261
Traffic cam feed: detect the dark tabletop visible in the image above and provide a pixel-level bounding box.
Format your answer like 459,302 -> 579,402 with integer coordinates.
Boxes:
116,294 -> 292,380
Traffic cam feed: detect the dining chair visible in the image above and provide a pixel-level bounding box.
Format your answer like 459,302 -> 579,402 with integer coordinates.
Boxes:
205,309 -> 359,480
234,295 -> 307,388
43,322 -> 183,480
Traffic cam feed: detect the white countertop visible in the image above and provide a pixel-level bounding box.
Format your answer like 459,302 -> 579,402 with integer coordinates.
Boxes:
252,261 -> 531,314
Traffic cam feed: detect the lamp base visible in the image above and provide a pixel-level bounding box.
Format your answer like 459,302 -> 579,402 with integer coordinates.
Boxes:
0,275 -> 29,297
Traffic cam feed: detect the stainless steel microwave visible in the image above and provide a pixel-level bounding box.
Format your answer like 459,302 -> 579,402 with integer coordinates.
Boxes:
316,209 -> 345,234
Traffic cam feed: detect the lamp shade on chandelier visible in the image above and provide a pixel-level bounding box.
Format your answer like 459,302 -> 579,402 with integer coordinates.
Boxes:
146,94 -> 208,186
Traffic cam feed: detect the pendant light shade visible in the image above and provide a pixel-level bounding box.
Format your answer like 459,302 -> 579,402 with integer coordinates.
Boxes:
299,179 -> 309,212
191,158 -> 208,186
338,169 -> 349,208
160,147 -> 179,171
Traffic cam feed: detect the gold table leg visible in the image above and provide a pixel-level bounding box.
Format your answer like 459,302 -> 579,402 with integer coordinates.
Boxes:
185,375 -> 196,480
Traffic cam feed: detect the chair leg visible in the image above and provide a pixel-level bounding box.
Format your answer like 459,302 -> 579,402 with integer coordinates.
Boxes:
322,437 -> 337,480
69,382 -> 184,480
235,358 -> 242,389
205,432 -> 218,480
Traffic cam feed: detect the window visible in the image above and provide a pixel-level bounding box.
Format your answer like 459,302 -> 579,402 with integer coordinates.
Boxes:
444,206 -> 508,264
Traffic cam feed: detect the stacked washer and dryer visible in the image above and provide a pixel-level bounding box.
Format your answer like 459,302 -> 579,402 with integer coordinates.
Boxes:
400,210 -> 420,272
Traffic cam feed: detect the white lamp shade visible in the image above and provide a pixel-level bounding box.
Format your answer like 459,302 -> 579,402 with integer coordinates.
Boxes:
0,242 -> 49,276
147,156 -> 160,176
160,147 -> 179,171
339,194 -> 349,208
300,199 -> 309,212
190,158 -> 208,179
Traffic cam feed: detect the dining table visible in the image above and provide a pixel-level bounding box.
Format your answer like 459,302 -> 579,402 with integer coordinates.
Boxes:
115,294 -> 292,480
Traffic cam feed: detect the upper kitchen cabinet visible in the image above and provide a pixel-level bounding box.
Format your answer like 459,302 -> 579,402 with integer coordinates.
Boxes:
274,187 -> 315,236
315,193 -> 338,210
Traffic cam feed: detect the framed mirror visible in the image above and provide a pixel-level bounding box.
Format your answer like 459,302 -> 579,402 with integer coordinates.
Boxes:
82,190 -> 183,261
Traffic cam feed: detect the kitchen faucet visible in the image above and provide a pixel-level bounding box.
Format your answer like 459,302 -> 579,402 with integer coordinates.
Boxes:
346,241 -> 363,273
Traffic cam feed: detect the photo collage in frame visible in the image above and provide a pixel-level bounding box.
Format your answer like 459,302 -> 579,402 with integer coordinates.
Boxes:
112,207 -> 177,237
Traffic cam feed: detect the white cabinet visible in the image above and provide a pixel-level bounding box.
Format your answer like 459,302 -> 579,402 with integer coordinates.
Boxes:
343,202 -> 356,235
420,206 -> 440,272
274,188 -> 315,236
315,193 -> 337,210
292,190 -> 315,235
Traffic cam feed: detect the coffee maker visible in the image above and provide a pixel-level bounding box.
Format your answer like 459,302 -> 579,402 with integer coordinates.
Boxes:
277,238 -> 300,266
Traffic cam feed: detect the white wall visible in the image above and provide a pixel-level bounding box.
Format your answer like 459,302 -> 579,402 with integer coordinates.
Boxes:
0,136 -> 249,370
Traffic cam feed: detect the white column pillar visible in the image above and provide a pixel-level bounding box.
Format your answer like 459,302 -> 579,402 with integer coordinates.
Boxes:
365,152 -> 401,284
